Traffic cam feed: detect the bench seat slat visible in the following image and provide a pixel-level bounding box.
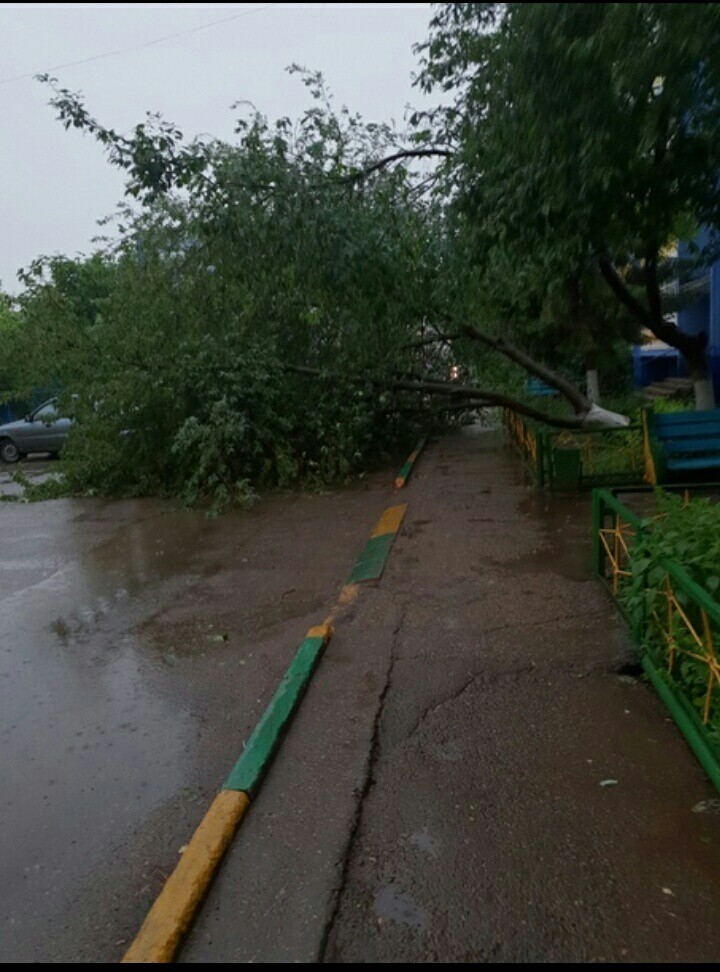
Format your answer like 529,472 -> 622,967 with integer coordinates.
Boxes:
655,410 -> 720,426
654,421 -> 720,439
655,426 -> 720,442
664,437 -> 720,454
667,455 -> 720,471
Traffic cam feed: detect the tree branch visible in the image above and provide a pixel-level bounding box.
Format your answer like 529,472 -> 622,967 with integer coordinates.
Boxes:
644,243 -> 663,326
597,255 -> 654,329
342,148 -> 454,183
290,365 -> 603,430
457,323 -> 592,414
402,331 -> 461,351
598,254 -> 705,367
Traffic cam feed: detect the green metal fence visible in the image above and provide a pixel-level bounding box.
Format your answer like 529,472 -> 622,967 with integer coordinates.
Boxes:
504,410 -> 644,490
592,487 -> 720,792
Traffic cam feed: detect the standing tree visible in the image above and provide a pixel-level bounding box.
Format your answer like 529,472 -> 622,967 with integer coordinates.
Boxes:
416,2 -> 720,408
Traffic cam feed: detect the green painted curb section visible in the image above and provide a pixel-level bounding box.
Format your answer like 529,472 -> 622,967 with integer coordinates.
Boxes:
395,436 -> 428,488
348,533 -> 396,584
223,631 -> 330,797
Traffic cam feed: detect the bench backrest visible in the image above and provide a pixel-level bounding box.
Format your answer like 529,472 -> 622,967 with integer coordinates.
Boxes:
645,408 -> 720,481
654,411 -> 720,442
655,409 -> 720,428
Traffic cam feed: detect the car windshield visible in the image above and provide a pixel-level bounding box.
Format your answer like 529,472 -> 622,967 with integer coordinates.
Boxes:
33,402 -> 57,421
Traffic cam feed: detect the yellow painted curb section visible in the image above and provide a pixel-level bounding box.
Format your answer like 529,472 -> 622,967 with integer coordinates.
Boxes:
122,790 -> 250,964
324,584 -> 359,624
370,504 -> 407,539
337,584 -> 359,606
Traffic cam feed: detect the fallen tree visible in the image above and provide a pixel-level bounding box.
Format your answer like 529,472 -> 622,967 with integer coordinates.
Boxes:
38,70 -> 634,426
292,363 -> 628,431
8,66 -> 635,511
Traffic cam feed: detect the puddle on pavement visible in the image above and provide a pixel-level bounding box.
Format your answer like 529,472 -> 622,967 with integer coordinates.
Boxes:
0,496 -> 240,959
408,828 -> 438,857
481,491 -> 593,582
503,533 -> 590,583
375,884 -> 427,929
0,470 -> 398,959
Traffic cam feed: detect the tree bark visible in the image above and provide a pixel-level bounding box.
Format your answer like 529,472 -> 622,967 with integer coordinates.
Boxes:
290,366 -> 629,430
586,369 -> 601,405
694,378 -> 716,411
597,254 -> 709,380
457,323 -> 593,414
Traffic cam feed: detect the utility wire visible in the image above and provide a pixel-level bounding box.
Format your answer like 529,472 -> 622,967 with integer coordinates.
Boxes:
0,3 -> 279,85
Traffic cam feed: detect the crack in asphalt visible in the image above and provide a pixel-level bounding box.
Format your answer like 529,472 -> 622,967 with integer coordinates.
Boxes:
372,588 -> 611,636
316,605 -> 406,963
406,664 -> 537,741
405,655 -> 633,742
474,610 -> 611,637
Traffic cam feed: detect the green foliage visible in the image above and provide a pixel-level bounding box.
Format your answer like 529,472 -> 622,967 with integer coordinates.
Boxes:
23,7 -> 718,504
420,3 -> 720,259
0,292 -> 20,399
624,492 -> 720,608
16,73 -> 441,510
417,3 -> 720,369
620,492 -> 720,738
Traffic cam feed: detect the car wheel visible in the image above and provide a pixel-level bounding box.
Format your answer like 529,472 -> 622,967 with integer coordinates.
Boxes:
0,438 -> 20,463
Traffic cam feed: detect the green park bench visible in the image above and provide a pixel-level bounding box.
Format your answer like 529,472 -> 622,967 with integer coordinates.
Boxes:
643,407 -> 720,483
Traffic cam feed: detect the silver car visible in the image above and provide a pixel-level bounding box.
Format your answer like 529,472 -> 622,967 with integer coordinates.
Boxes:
0,398 -> 73,463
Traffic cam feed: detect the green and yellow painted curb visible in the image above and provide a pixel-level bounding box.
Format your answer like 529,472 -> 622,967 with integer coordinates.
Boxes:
394,436 -> 428,490
122,624 -> 332,964
121,441 -> 426,963
223,625 -> 332,796
348,504 -> 407,584
122,790 -> 250,963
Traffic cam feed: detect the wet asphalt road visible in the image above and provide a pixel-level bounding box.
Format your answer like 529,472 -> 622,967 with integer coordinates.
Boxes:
0,461 -> 394,961
3,436 -> 720,962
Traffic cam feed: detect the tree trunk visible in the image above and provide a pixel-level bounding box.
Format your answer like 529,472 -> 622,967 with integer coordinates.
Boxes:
597,254 -> 711,404
684,338 -> 714,410
586,368 -> 601,405
290,365 -> 630,430
693,377 -> 715,411
458,323 -> 593,415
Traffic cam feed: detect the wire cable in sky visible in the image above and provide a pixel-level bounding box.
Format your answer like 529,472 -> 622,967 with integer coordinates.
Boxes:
0,3 -> 280,85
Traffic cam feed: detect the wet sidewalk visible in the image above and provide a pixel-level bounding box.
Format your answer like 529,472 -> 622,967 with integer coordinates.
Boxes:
183,428 -> 720,963
326,430 -> 720,962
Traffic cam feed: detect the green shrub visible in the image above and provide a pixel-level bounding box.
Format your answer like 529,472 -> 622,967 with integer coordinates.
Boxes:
620,491 -> 720,741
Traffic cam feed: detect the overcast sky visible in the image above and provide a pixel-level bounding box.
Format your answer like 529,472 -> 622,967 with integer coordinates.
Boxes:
1,2 -> 433,291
